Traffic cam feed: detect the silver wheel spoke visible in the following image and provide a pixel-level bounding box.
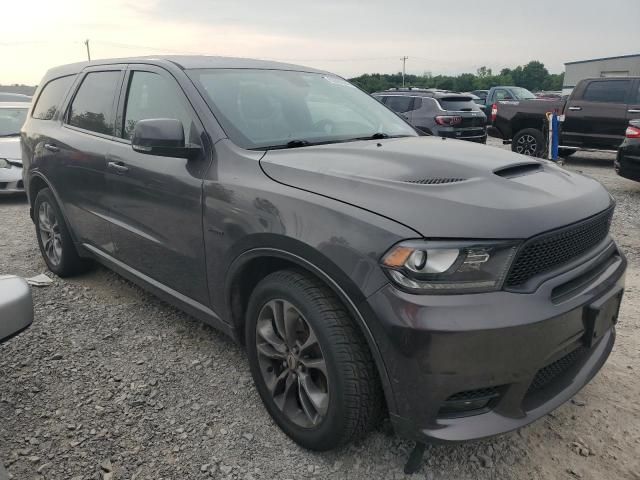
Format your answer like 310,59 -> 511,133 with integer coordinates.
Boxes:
255,297 -> 330,429
299,357 -> 327,377
298,371 -> 329,421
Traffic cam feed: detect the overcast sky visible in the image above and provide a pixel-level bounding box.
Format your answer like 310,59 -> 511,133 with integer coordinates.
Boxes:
2,0 -> 639,85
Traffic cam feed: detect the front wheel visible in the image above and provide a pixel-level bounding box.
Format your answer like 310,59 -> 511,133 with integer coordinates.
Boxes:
512,128 -> 545,157
246,270 -> 382,451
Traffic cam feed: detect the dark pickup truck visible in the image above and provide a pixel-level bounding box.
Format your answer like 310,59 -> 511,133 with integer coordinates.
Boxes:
491,77 -> 640,157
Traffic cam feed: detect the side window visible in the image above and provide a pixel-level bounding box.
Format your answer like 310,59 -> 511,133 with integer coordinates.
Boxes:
68,71 -> 121,135
122,71 -> 194,141
385,96 -> 414,113
582,80 -> 631,103
32,76 -> 75,120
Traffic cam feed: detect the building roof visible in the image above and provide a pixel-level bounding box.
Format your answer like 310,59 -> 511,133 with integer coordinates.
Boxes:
565,53 -> 640,65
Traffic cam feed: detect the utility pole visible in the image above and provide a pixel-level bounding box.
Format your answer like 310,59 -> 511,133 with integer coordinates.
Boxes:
84,39 -> 91,61
400,56 -> 408,87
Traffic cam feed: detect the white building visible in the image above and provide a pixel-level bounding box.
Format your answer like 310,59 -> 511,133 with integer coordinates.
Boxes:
563,54 -> 640,95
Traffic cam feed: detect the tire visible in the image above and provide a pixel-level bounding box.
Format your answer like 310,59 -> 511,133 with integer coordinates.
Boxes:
34,188 -> 91,277
246,270 -> 382,451
558,148 -> 577,158
512,128 -> 545,157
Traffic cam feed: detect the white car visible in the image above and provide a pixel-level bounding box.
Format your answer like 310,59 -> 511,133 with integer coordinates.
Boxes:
0,102 -> 30,195
0,275 -> 33,342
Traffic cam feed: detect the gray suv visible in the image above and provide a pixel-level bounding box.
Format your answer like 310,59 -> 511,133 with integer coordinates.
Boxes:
21,56 -> 625,469
373,88 -> 487,142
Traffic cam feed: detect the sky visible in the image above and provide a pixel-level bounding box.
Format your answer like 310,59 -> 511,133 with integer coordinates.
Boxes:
2,0 -> 639,85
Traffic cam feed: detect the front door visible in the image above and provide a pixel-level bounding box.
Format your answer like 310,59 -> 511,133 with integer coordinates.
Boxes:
563,79 -> 633,149
105,66 -> 211,305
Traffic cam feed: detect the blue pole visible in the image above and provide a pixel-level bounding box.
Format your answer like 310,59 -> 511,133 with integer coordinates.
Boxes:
551,112 -> 560,161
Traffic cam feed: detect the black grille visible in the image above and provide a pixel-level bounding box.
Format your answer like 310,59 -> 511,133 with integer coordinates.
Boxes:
446,387 -> 500,402
403,177 -> 466,185
0,182 -> 6,189
17,180 -> 24,189
527,347 -> 587,394
506,208 -> 613,288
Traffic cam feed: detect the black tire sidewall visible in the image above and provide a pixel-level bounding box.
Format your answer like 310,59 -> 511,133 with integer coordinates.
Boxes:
245,276 -> 350,451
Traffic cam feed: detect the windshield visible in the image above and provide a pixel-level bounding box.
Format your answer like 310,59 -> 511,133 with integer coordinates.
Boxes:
188,69 -> 417,149
511,87 -> 536,100
0,107 -> 28,137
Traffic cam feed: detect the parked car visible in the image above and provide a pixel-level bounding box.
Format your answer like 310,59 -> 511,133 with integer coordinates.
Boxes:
0,93 -> 31,103
0,275 -> 33,343
615,119 -> 640,181
373,89 -> 487,142
476,86 -> 537,119
535,91 -> 563,100
0,102 -> 30,195
22,57 -> 626,459
491,77 -> 640,157
470,89 -> 488,101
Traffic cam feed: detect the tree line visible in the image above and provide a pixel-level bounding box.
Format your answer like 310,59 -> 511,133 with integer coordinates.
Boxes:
349,61 -> 564,94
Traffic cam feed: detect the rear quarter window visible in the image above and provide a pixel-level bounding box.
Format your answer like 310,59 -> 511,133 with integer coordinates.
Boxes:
582,80 -> 631,103
385,96 -> 415,113
32,75 -> 75,120
67,71 -> 121,135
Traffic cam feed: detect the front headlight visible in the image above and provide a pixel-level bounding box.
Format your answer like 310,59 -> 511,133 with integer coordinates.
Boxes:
0,158 -> 9,169
381,240 -> 519,294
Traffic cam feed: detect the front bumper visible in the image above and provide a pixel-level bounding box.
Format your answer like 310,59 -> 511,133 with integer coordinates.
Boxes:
0,164 -> 25,195
365,240 -> 626,443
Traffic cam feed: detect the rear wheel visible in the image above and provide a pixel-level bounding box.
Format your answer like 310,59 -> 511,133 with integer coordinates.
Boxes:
512,128 -> 545,157
34,188 -> 91,277
246,270 -> 382,451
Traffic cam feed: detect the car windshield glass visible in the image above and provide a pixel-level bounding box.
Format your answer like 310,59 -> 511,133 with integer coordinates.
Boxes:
188,69 -> 417,149
0,107 -> 28,136
511,87 -> 536,100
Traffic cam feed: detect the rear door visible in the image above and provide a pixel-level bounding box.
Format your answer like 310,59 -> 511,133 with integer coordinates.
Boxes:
562,79 -> 633,148
627,80 -> 640,123
105,65 -> 211,305
53,67 -> 124,253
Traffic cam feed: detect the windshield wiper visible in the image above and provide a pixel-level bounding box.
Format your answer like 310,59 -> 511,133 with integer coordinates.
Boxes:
254,139 -> 312,150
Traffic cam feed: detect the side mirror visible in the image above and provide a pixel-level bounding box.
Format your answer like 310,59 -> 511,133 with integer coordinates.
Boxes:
0,276 -> 33,344
131,118 -> 200,159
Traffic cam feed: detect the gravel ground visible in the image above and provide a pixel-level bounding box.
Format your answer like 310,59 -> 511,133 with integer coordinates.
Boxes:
1,141 -> 639,480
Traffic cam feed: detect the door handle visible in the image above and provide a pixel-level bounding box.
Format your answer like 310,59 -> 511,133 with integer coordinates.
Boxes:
44,143 -> 59,152
568,106 -> 582,111
107,161 -> 129,174
629,109 -> 640,113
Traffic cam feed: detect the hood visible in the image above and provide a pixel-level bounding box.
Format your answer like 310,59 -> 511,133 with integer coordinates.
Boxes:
260,136 -> 612,239
0,137 -> 22,164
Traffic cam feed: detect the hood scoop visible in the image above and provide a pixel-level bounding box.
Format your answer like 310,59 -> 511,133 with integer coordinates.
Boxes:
494,162 -> 543,179
402,177 -> 466,185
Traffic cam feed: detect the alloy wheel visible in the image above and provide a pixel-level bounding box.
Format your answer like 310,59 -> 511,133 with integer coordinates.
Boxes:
515,134 -> 538,156
255,299 -> 329,428
38,201 -> 63,266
